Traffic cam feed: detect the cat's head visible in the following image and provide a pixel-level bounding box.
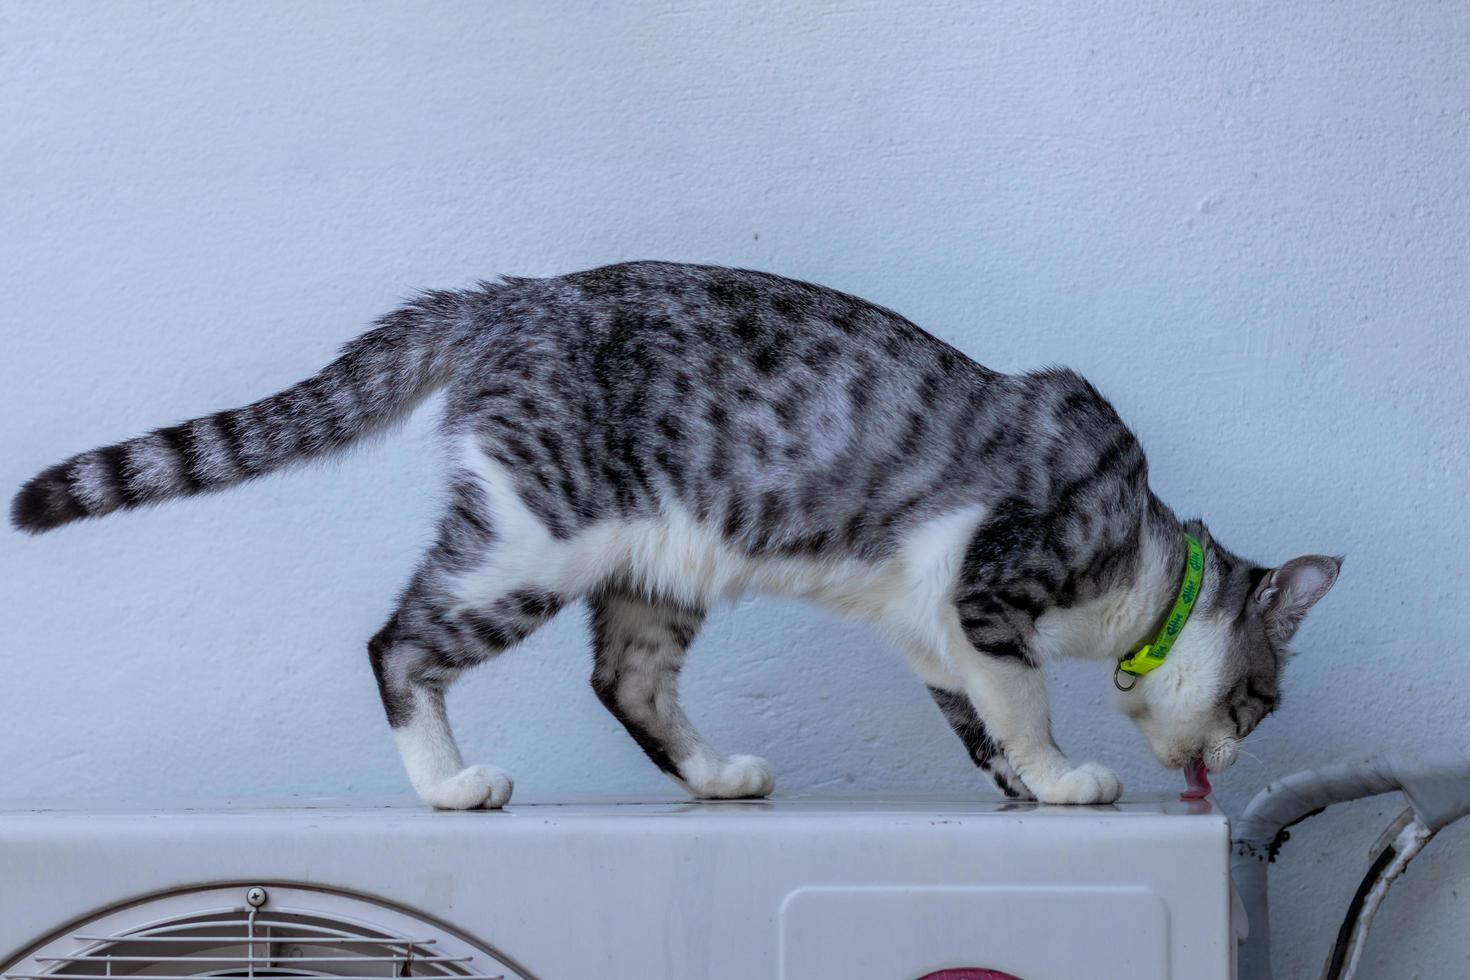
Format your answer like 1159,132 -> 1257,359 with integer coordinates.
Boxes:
1118,526 -> 1341,777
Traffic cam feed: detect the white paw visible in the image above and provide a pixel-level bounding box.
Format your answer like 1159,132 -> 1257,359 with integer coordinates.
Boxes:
420,764 -> 514,810
684,754 -> 776,799
1034,762 -> 1122,805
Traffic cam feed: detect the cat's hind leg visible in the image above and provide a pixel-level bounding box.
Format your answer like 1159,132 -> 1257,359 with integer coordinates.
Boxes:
370,574 -> 563,809
588,589 -> 774,800
370,625 -> 512,811
370,479 -> 566,810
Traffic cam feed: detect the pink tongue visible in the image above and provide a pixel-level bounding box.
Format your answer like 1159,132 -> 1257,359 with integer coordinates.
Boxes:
1181,758 -> 1212,800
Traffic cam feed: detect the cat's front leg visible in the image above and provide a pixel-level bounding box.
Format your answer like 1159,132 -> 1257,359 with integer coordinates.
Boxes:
941,631 -> 1121,804
926,686 -> 1035,800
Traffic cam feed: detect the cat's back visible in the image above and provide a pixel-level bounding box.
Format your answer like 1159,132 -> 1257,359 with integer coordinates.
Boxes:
437,263 -> 1019,547
458,260 -> 1010,460
443,262 -> 1143,560
455,261 -> 1001,420
488,261 -> 963,352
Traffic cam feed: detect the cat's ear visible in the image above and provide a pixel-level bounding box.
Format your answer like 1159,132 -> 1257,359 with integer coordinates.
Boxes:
1252,555 -> 1343,643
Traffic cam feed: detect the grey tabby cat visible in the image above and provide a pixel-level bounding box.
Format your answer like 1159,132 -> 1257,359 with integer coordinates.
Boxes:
13,262 -> 1341,807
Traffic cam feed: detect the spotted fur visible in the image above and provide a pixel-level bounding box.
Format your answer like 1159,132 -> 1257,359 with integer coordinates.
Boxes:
13,262 -> 1340,807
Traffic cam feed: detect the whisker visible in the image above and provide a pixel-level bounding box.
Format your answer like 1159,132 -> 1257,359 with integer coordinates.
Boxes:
1233,746 -> 1268,770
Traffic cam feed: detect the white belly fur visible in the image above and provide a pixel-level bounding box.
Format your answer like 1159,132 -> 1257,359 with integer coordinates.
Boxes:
449,436 -> 987,655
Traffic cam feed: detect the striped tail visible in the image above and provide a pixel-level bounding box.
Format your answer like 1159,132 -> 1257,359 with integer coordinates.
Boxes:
11,290 -> 472,534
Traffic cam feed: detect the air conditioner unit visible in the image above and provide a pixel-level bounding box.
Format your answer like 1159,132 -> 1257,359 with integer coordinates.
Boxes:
0,798 -> 1236,980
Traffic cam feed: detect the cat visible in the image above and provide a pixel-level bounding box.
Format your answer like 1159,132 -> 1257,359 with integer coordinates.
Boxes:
11,261 -> 1341,808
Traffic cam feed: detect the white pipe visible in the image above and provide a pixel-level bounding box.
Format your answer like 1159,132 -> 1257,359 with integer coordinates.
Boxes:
1231,748 -> 1470,980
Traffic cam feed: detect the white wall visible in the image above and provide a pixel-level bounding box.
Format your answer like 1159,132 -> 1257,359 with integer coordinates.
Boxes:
2,2 -> 1466,975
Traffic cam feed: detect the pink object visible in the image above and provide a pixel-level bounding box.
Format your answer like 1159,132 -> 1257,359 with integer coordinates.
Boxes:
916,972 -> 1023,980
1181,757 -> 1212,799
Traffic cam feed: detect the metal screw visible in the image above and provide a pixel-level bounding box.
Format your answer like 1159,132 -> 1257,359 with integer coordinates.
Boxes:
245,886 -> 268,907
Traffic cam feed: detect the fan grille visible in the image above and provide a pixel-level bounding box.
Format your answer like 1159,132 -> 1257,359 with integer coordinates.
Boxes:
2,886 -> 527,980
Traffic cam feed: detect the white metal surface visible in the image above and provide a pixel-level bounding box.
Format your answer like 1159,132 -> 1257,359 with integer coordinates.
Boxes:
0,797 -> 1233,979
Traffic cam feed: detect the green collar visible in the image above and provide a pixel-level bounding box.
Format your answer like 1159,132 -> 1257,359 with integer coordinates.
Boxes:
1114,535 -> 1204,690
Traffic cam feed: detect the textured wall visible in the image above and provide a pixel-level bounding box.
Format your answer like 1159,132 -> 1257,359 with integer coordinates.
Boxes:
2,3 -> 1466,976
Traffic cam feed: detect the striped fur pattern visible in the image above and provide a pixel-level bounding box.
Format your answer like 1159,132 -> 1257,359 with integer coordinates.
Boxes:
11,291 -> 468,532
12,261 -> 1340,808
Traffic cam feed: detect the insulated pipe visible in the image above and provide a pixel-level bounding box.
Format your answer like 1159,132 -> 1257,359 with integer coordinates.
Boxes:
1322,811 -> 1433,980
1232,748 -> 1470,980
